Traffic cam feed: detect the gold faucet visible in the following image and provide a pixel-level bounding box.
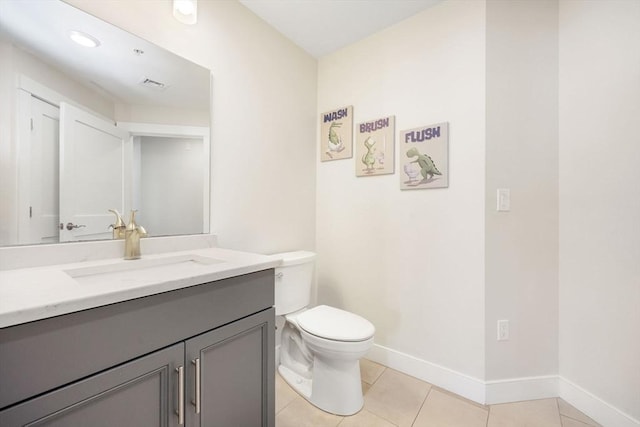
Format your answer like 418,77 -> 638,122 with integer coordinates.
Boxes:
108,209 -> 126,239
124,210 -> 147,260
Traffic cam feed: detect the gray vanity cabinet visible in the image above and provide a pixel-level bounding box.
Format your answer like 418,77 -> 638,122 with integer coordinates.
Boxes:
0,269 -> 275,427
0,343 -> 184,426
186,308 -> 274,427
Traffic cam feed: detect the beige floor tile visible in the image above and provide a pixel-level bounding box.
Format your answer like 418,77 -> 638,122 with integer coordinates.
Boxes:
558,399 -> 601,426
276,372 -> 299,413
488,398 -> 562,427
562,415 -> 597,427
276,396 -> 343,427
360,358 -> 386,385
338,409 -> 397,427
413,388 -> 488,427
432,386 -> 489,411
363,368 -> 431,427
362,381 -> 372,396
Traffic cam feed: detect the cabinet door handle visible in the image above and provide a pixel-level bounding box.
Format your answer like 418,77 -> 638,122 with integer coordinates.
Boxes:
191,358 -> 201,414
64,222 -> 86,230
176,366 -> 184,425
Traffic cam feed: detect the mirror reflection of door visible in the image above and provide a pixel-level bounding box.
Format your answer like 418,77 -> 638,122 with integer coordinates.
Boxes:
16,94 -> 209,245
22,95 -> 60,245
59,102 -> 130,242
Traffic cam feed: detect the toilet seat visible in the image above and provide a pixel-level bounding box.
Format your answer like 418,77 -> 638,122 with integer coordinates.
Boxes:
296,305 -> 375,342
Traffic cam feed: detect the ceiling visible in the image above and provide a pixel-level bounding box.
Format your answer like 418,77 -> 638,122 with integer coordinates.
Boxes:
0,0 -> 443,107
238,0 -> 443,58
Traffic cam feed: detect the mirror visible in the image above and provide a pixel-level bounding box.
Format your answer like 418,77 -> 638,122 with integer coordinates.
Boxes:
0,0 -> 211,247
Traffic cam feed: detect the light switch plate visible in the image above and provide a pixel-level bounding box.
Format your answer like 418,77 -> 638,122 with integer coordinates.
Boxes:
497,319 -> 509,341
497,188 -> 510,212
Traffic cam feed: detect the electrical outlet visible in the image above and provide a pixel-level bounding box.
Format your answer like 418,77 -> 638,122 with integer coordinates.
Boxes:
497,320 -> 509,341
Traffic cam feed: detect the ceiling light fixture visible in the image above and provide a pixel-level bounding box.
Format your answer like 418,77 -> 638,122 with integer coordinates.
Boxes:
173,0 -> 197,25
68,30 -> 100,48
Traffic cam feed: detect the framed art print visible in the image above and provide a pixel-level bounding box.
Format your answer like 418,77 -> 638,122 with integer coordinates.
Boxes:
320,106 -> 353,161
355,115 -> 395,177
400,122 -> 449,190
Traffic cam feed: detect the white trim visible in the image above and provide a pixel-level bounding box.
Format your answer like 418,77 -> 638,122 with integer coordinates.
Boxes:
559,377 -> 640,427
17,75 -> 66,107
17,75 -> 112,123
485,375 -> 558,405
15,89 -> 32,245
367,344 -> 486,404
367,344 -> 639,427
116,122 -> 209,139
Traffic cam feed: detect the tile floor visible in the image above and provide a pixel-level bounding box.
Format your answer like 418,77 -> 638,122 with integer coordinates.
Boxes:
275,359 -> 602,427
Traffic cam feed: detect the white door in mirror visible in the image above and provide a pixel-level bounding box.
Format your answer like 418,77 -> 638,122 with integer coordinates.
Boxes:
22,96 -> 60,245
59,103 -> 131,242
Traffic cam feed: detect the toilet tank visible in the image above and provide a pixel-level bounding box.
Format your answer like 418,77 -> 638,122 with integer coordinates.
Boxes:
273,251 -> 315,315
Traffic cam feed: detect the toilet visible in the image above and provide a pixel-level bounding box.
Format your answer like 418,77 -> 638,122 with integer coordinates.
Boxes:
273,251 -> 375,416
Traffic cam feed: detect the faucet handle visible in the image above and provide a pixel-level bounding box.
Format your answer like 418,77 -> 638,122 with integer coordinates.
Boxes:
108,209 -> 126,239
137,224 -> 148,237
108,209 -> 125,228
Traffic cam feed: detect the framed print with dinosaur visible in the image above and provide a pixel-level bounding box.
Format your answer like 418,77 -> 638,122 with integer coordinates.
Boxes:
320,106 -> 353,161
355,115 -> 395,177
400,122 -> 449,190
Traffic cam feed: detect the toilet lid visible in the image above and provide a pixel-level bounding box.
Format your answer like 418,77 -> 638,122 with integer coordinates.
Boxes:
296,305 -> 375,342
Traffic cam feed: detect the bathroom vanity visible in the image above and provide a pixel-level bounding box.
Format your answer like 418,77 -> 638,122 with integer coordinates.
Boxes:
0,242 -> 278,427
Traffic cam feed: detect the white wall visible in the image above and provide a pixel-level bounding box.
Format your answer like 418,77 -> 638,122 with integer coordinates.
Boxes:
7,43 -> 114,119
66,0 -> 318,254
559,0 -> 640,422
485,0 -> 559,381
317,0 -> 487,381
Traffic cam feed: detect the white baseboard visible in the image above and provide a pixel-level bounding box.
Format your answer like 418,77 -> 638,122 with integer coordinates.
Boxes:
559,377 -> 640,427
485,375 -> 558,405
367,344 -> 486,404
366,344 -> 639,427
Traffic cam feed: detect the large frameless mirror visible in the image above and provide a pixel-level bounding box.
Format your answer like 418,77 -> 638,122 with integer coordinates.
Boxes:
0,0 -> 211,246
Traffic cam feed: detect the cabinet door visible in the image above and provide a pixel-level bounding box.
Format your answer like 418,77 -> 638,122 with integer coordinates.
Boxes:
0,343 -> 184,427
186,308 -> 275,427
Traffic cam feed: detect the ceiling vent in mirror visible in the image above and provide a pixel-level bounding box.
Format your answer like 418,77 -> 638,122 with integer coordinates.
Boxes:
140,78 -> 168,91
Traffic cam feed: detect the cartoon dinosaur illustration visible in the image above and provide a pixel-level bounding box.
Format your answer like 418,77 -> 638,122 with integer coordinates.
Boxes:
361,137 -> 376,172
326,122 -> 344,157
406,147 -> 442,180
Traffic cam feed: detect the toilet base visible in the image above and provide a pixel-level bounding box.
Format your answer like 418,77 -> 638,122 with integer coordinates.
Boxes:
278,364 -> 312,400
278,357 -> 364,416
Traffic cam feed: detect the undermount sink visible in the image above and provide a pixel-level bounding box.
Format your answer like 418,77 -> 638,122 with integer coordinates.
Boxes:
64,254 -> 224,286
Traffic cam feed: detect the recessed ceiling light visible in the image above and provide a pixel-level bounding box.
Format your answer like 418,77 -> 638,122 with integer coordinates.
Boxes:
173,0 -> 197,25
175,0 -> 195,15
68,30 -> 100,48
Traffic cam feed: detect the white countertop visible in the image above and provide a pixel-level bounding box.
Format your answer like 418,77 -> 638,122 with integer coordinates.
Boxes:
0,246 -> 281,328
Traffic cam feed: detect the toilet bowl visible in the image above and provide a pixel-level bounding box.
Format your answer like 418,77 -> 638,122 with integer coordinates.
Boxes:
273,251 -> 375,416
